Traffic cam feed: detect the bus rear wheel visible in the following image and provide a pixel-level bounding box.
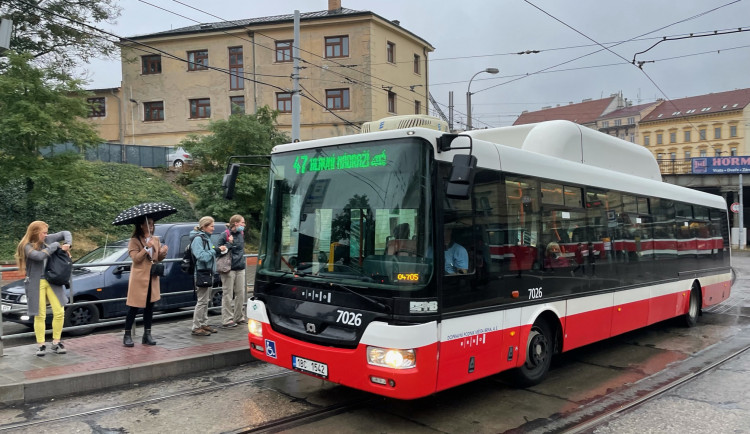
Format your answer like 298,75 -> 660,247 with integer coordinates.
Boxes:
515,320 -> 553,387
684,286 -> 700,327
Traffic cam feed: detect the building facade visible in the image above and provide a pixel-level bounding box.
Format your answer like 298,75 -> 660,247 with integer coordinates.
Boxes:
596,101 -> 661,144
513,93 -> 626,128
111,1 -> 433,147
639,88 -> 750,163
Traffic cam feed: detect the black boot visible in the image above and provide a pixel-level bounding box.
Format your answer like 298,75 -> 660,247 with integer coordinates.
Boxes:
142,329 -> 156,345
123,330 -> 134,347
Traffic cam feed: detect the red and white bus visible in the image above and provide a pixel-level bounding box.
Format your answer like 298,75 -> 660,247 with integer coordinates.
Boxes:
237,119 -> 731,399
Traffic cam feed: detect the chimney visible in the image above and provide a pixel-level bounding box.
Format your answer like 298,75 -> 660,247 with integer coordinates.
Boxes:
329,0 -> 341,11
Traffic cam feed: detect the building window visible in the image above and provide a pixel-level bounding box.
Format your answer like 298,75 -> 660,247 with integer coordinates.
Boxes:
629,134 -> 635,142
614,119 -> 622,126
325,36 -> 349,58
627,117 -> 635,124
141,55 -> 162,75
229,47 -> 244,90
715,149 -> 722,157
414,54 -> 420,74
699,129 -> 706,140
87,97 -> 105,117
699,149 -> 707,157
643,136 -> 650,146
684,131 -> 691,142
685,151 -> 691,158
326,88 -> 349,110
656,133 -> 663,145
414,100 -> 421,114
143,101 -> 164,121
657,153 -> 664,160
276,40 -> 293,63
714,127 -> 721,139
602,121 -> 609,128
669,132 -> 676,143
730,125 -> 737,137
187,50 -> 208,71
189,98 -> 211,119
387,91 -> 396,113
230,96 -> 245,114
276,92 -> 292,113
387,41 -> 395,63
731,147 -> 737,156
670,152 -> 676,160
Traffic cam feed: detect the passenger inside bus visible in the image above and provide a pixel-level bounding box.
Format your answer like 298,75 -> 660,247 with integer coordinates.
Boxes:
544,242 -> 570,269
444,227 -> 469,274
385,223 -> 415,256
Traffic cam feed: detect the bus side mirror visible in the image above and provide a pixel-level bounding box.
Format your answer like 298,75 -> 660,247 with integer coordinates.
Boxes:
222,163 -> 240,200
446,154 -> 477,200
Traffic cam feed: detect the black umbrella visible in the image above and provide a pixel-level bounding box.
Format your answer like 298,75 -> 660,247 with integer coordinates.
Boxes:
112,202 -> 178,226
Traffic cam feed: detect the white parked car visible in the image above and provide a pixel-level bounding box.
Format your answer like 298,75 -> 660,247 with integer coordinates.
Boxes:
166,147 -> 193,169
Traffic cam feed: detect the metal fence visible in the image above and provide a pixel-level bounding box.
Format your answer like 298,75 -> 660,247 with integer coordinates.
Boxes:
40,143 -> 171,168
0,255 -> 256,356
657,159 -> 693,175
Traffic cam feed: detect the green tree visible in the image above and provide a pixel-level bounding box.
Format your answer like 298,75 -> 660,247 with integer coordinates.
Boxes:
0,52 -> 101,173
179,106 -> 290,243
0,0 -> 121,72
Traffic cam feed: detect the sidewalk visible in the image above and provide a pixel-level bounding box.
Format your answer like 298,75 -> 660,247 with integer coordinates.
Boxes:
0,317 -> 253,404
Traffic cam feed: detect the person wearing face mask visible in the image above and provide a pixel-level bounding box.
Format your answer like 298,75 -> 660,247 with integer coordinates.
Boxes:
218,214 -> 248,328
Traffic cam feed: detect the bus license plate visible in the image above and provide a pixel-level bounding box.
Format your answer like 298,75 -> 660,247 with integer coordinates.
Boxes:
292,355 -> 328,378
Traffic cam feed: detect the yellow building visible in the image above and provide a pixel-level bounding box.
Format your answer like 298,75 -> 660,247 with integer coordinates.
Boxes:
85,87 -> 125,143
114,0 -> 433,147
640,89 -> 750,166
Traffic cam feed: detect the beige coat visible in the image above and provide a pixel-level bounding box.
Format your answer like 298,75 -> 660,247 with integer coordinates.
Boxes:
126,236 -> 166,308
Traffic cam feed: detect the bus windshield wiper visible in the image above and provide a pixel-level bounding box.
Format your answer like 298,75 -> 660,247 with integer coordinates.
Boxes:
325,280 -> 391,314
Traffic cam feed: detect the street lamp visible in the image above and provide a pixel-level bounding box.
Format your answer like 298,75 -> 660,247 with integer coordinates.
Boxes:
466,67 -> 499,130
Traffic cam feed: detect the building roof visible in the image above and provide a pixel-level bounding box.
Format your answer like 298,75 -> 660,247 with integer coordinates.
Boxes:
597,102 -> 659,120
125,7 -> 433,49
640,88 -> 750,123
513,96 -> 617,126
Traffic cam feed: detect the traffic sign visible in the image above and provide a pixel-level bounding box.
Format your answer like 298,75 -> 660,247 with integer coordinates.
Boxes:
730,202 -> 741,213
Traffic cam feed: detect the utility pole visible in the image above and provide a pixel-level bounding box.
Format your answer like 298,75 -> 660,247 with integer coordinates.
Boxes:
292,10 -> 301,142
741,174 -> 745,249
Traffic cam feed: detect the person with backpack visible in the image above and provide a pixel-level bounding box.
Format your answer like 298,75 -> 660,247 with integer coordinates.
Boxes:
14,221 -> 72,357
218,214 -> 247,328
190,216 -> 227,336
123,217 -> 167,347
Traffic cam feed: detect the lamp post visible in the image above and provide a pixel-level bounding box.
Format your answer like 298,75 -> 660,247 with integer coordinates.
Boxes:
466,67 -> 499,130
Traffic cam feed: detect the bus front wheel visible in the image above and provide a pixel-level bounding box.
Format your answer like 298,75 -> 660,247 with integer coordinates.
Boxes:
515,320 -> 553,387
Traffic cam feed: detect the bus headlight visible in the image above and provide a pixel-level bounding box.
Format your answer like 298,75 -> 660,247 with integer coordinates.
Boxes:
248,319 -> 263,337
366,346 -> 416,369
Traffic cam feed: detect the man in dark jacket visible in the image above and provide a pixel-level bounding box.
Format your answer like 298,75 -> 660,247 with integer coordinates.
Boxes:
218,215 -> 247,327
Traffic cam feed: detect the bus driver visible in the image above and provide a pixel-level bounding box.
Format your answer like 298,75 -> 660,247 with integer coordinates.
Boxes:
444,227 -> 469,274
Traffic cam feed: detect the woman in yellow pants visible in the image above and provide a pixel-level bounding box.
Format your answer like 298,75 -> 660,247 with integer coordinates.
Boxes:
15,221 -> 72,356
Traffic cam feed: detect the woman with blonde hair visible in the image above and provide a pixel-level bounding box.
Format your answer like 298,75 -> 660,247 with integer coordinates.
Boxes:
189,216 -> 227,336
15,221 -> 72,356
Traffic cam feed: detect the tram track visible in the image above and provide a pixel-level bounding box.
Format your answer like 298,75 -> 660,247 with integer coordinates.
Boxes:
561,342 -> 750,434
0,370 -> 294,432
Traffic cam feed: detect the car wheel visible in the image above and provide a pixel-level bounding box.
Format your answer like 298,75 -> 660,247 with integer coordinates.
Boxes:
64,302 -> 100,336
173,159 -> 184,168
208,288 -> 223,315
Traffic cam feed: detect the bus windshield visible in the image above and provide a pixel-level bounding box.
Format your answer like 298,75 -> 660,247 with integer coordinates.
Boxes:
258,138 -> 434,292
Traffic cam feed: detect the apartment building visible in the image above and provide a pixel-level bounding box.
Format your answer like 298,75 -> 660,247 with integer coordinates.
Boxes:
513,93 -> 626,128
639,88 -> 750,162
106,0 -> 433,147
595,101 -> 661,143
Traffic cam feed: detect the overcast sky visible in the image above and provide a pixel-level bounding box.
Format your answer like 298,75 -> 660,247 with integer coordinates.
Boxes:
79,0 -> 750,127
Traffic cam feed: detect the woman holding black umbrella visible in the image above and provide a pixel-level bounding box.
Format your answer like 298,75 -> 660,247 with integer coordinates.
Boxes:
112,202 -> 176,347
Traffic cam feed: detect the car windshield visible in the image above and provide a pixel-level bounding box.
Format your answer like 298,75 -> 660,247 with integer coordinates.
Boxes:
258,138 -> 434,292
75,242 -> 129,272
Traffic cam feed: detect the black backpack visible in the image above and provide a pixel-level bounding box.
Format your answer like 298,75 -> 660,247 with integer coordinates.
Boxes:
180,235 -> 207,274
45,248 -> 73,287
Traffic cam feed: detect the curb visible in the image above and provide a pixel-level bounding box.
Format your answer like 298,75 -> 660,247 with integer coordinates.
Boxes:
0,347 -> 254,405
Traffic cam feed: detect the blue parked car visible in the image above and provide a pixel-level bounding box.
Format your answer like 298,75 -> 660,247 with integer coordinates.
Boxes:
1,222 -> 226,334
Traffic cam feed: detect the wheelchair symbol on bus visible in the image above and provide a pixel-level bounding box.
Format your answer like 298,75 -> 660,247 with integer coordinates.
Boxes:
265,339 -> 277,359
